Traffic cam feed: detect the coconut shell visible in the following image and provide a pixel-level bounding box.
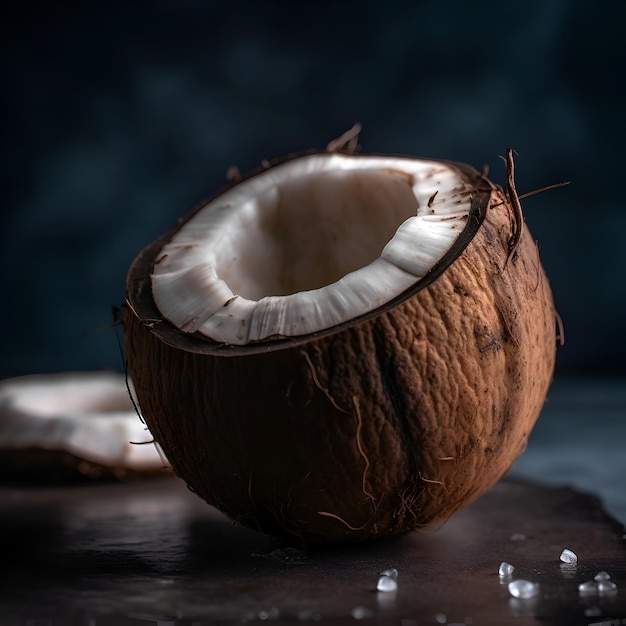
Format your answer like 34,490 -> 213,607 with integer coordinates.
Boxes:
124,155 -> 557,543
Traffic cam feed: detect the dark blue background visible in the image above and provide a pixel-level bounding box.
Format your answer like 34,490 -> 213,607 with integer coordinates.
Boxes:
1,0 -> 625,378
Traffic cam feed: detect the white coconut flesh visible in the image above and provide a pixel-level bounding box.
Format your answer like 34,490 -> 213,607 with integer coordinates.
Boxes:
0,371 -> 166,470
152,153 -> 474,345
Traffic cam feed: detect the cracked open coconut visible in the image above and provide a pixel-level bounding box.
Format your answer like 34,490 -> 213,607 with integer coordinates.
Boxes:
0,371 -> 168,480
124,134 -> 560,543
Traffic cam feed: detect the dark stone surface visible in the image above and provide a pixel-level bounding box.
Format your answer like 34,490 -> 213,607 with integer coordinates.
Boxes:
1,474 -> 624,624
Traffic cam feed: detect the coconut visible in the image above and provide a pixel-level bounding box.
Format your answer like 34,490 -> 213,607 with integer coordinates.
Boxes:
123,137 -> 559,543
0,370 -> 168,480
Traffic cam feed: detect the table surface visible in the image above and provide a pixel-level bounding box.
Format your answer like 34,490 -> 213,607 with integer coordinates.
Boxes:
1,374 -> 625,625
1,473 -> 625,625
509,376 -> 626,527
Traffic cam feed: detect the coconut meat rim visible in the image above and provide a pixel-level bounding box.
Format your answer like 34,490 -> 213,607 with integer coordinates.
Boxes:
0,371 -> 165,470
151,153 -> 476,345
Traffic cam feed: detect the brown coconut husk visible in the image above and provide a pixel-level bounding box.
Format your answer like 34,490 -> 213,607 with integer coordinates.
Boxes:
123,149 -> 559,543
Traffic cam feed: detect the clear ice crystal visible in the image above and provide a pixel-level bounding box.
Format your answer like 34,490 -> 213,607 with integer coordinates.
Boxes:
508,579 -> 540,599
577,578 -> 617,596
380,567 -> 399,579
499,562 -> 515,577
376,575 -> 398,592
297,609 -> 320,621
257,607 -> 280,620
559,548 -> 577,564
594,571 -> 610,582
351,606 -> 374,620
578,581 -> 597,594
597,580 -> 618,594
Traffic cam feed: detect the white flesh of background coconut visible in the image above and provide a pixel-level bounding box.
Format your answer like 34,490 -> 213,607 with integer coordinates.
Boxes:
0,371 -> 166,471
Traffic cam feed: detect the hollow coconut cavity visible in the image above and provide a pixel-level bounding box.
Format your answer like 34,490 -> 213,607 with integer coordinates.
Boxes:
152,154 -> 474,344
125,146 -> 559,543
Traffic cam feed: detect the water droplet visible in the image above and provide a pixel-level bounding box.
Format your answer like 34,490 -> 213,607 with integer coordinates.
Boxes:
508,580 -> 540,599
584,605 -> 601,617
435,614 -> 447,624
594,571 -> 610,582
380,567 -> 398,579
499,562 -> 515,577
297,609 -> 321,621
351,606 -> 373,620
578,581 -> 597,594
597,580 -> 618,594
377,575 -> 398,592
257,607 -> 280,620
559,548 -> 577,564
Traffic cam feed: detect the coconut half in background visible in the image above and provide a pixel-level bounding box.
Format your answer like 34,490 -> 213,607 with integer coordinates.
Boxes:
0,371 -> 169,480
125,132 -> 560,543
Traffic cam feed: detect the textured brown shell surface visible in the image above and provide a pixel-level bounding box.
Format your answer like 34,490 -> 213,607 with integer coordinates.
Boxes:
124,187 -> 556,543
